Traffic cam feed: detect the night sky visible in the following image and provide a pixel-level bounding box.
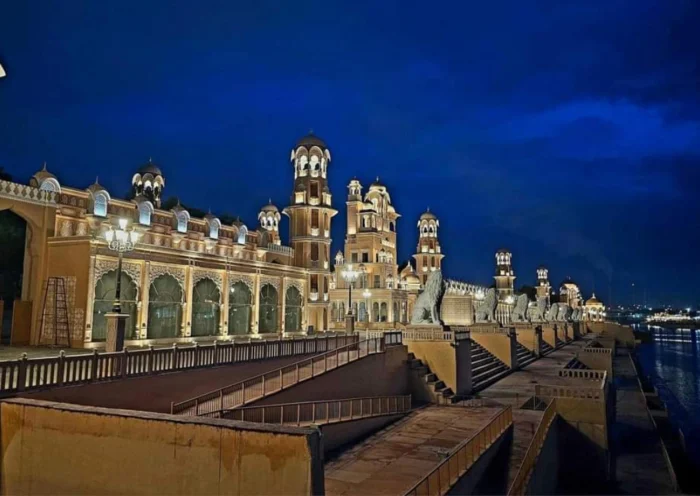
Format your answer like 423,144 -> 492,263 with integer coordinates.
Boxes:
1,1 -> 698,307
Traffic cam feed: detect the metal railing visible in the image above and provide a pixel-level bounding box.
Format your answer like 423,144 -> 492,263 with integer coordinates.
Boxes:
508,399 -> 557,495
171,337 -> 386,416
220,395 -> 412,424
558,369 -> 607,381
404,406 -> 513,496
0,334 -> 358,396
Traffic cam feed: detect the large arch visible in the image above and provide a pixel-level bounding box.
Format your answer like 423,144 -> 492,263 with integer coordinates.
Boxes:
147,274 -> 183,339
191,278 -> 220,337
0,210 -> 27,343
228,281 -> 252,335
258,284 -> 278,333
91,270 -> 138,341
284,286 -> 303,333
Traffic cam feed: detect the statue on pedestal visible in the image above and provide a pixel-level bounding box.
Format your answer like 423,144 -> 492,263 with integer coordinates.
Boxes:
475,288 -> 498,323
410,270 -> 444,325
529,296 -> 547,322
546,302 -> 559,322
511,294 -> 530,323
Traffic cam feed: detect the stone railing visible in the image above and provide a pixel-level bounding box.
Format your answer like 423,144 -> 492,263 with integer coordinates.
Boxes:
534,383 -> 605,401
468,325 -> 511,335
0,335 -> 357,396
507,399 -> 557,495
402,328 -> 454,341
558,369 -> 607,381
264,243 -> 294,257
580,347 -> 612,355
224,394 -> 412,426
0,179 -> 57,205
404,406 -> 513,496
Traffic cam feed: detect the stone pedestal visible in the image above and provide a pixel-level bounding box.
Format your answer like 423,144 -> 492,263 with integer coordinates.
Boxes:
106,313 -> 129,352
345,314 -> 355,334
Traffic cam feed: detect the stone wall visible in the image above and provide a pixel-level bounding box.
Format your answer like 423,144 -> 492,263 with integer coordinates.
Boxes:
0,398 -> 323,495
441,294 -> 474,326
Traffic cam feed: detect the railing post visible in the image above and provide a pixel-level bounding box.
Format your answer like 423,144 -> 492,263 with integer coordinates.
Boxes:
193,342 -> 200,367
91,349 -> 99,381
297,404 -> 301,426
17,353 -> 28,392
262,375 -> 266,395
57,350 -> 65,386
231,340 -> 236,363
280,368 -> 283,389
219,389 -> 224,412
121,349 -> 129,378
278,339 -> 282,357
295,363 -> 299,383
264,340 -> 268,360
213,340 -> 219,365
171,343 -> 178,370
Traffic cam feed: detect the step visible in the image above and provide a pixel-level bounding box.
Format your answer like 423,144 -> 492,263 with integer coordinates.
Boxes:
432,380 -> 446,391
409,359 -> 425,369
472,367 -> 511,391
472,362 -> 505,376
472,357 -> 496,368
472,363 -> 508,382
424,373 -> 437,383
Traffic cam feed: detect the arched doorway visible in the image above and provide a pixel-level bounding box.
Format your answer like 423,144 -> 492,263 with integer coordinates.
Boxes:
147,275 -> 183,339
0,210 -> 26,343
284,286 -> 302,332
228,281 -> 252,335
258,284 -> 278,334
191,278 -> 220,337
92,270 -> 138,341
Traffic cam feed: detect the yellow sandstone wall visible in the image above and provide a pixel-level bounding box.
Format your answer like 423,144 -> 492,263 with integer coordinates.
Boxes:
542,325 -> 558,349
405,341 -> 457,392
0,398 -> 322,496
514,326 -> 539,352
577,350 -> 613,375
470,333 -> 514,367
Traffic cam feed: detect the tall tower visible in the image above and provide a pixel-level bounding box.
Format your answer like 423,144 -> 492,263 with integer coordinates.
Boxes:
494,249 -> 516,299
283,132 -> 337,332
257,200 -> 281,246
536,265 -> 551,303
413,209 -> 444,286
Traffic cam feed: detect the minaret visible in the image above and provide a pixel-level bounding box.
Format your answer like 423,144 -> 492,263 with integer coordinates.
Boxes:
257,200 -> 281,246
494,249 -> 516,300
536,265 -> 551,304
283,132 -> 337,333
413,209 -> 444,286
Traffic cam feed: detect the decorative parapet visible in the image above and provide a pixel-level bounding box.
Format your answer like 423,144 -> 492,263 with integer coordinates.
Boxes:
0,179 -> 58,205
558,369 -> 607,381
265,243 -> 294,257
444,279 -> 488,296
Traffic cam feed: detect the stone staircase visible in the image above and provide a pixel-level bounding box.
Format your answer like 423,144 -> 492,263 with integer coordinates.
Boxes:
564,357 -> 590,369
541,341 -> 555,354
471,342 -> 510,392
407,353 -> 462,403
515,343 -> 537,368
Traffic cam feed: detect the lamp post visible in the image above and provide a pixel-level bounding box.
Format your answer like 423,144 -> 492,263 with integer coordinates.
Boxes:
104,218 -> 139,351
340,264 -> 365,332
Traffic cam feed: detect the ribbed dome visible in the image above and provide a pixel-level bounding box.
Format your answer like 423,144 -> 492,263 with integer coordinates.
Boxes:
137,159 -> 163,176
586,293 -> 602,305
261,200 -> 279,213
296,132 -> 327,149
420,209 -> 437,221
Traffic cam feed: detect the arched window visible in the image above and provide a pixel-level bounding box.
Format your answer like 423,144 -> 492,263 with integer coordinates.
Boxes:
92,270 -> 138,341
259,284 -> 278,333
228,282 -> 252,335
237,225 -> 248,244
209,219 -> 221,239
148,275 -> 183,339
138,202 -> 153,226
176,211 -> 189,233
372,302 -> 380,322
359,301 -> 367,322
380,302 -> 388,322
191,279 -> 221,337
39,178 -> 61,194
285,286 -> 303,332
94,192 -> 108,217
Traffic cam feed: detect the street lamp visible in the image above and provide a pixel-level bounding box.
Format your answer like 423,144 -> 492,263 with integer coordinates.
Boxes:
340,263 -> 365,332
103,218 -> 139,351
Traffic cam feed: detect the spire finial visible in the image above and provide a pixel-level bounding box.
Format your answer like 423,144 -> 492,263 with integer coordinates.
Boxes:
268,198 -> 272,204
148,157 -> 152,163
427,206 -> 430,212
42,161 -> 47,171
309,128 -> 314,135
376,176 -> 379,182
95,176 -> 99,184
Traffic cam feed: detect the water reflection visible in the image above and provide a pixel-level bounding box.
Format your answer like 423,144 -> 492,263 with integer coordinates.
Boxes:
635,324 -> 700,465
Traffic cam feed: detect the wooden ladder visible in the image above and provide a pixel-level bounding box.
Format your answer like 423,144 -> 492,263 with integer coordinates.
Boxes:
39,277 -> 71,348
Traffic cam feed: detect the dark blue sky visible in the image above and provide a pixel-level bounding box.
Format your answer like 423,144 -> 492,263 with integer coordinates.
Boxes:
1,1 -> 699,307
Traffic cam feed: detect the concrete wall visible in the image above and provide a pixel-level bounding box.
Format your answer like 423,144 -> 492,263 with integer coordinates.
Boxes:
251,345 -> 410,406
470,332 -> 516,368
405,339 -> 471,396
541,325 -> 559,349
526,417 -> 560,495
22,355 -> 316,413
0,398 -> 323,495
577,350 -> 613,375
320,413 -> 404,455
514,326 -> 541,355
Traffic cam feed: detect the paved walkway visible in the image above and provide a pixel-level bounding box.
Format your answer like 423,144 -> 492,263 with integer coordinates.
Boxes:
324,405 -> 503,495
610,353 -> 676,494
476,335 -> 595,406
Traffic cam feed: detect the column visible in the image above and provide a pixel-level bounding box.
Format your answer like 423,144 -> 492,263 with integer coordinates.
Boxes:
139,262 -> 150,340
221,270 -> 229,336
184,265 -> 194,337
84,254 -> 97,344
252,272 -> 261,335
280,276 -> 287,336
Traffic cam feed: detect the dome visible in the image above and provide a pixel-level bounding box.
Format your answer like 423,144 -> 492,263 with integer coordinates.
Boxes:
137,159 -> 163,176
586,293 -> 602,306
32,162 -> 56,183
537,265 -> 548,270
369,177 -> 385,190
261,200 -> 278,213
496,248 -> 511,255
560,277 -> 577,288
420,209 -> 437,221
296,132 -> 327,149
86,178 -> 108,195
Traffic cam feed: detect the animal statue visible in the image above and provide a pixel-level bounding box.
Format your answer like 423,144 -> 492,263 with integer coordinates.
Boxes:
528,296 -> 547,322
571,308 -> 582,321
410,270 -> 445,325
475,288 -> 498,323
546,302 -> 559,322
511,294 -> 530,323
556,303 -> 571,322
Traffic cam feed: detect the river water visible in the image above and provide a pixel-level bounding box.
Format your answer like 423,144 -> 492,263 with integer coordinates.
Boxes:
634,324 -> 700,466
